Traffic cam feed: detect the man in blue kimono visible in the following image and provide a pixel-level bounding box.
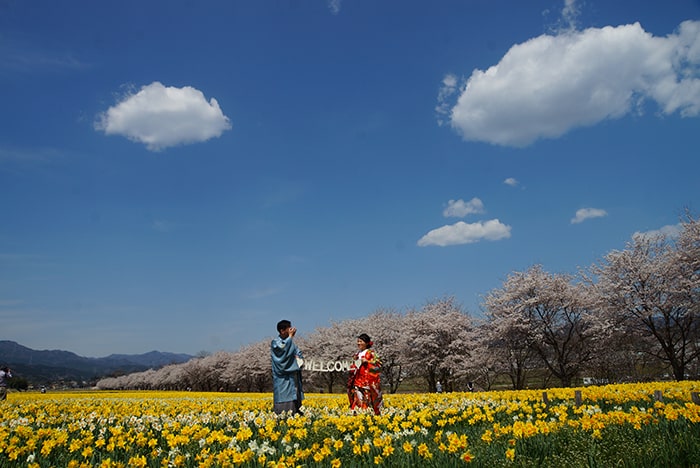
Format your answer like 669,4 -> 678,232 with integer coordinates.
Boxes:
271,319 -> 304,415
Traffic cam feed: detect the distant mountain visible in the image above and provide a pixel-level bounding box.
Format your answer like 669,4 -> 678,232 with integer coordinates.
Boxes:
103,350 -> 194,369
0,340 -> 193,386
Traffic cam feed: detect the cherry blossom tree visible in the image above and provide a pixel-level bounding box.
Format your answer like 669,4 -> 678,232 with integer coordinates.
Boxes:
593,216 -> 700,380
156,363 -> 187,390
222,340 -> 271,392
404,297 -> 474,392
181,355 -> 214,391
677,214 -> 700,378
461,322 -> 502,391
676,213 -> 700,343
484,265 -> 596,387
581,268 -> 657,384
472,309 -> 538,390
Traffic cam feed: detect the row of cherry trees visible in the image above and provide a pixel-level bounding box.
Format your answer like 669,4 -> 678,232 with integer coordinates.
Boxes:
96,298 -> 473,393
97,215 -> 699,392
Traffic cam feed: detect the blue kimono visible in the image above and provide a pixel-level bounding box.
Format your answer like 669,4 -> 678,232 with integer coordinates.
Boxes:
271,335 -> 304,413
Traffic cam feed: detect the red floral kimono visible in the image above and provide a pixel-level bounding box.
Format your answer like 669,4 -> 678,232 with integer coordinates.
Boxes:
347,348 -> 382,415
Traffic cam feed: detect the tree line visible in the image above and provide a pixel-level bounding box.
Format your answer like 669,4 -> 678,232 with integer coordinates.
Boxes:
97,214 -> 699,392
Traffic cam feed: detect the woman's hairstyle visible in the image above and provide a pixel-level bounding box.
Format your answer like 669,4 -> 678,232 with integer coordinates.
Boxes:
358,333 -> 372,347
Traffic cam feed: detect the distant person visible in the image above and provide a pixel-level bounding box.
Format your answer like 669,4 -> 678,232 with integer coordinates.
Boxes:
436,381 -> 443,393
347,333 -> 382,415
467,381 -> 475,392
0,367 -> 12,401
271,320 -> 304,415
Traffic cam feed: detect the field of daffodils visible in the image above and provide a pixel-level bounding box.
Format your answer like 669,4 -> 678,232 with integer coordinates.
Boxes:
1,381 -> 699,467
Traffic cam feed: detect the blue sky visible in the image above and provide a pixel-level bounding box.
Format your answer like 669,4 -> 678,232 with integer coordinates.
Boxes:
1,0 -> 699,357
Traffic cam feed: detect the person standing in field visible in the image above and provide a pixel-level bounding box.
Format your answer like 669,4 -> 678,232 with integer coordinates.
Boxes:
0,367 -> 12,401
271,320 -> 304,415
347,333 -> 382,415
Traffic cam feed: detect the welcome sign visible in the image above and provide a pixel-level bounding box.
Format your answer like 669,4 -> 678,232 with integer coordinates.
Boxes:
302,359 -> 352,372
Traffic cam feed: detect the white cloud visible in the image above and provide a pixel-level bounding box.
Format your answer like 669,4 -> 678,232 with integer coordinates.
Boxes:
436,74 -> 459,126
328,0 -> 342,15
1,48 -> 88,74
417,219 -> 511,247
0,146 -> 63,163
441,20 -> 700,147
560,0 -> 581,32
95,82 -> 231,151
504,177 -> 519,187
443,197 -> 485,218
633,223 -> 682,240
571,208 -> 608,224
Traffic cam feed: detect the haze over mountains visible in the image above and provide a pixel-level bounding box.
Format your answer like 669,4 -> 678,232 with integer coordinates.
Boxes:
0,340 -> 193,386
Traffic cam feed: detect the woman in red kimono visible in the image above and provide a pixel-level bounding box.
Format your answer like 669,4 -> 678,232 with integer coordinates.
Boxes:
347,333 -> 382,415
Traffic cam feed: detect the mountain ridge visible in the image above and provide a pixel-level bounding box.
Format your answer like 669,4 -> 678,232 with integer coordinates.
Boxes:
0,340 -> 193,386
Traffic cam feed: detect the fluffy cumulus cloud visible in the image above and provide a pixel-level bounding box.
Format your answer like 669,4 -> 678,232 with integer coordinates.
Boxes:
443,197 -> 485,218
437,20 -> 700,147
420,198 -> 511,246
418,219 -> 511,247
503,177 -> 519,187
571,208 -> 608,224
95,82 -> 231,151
